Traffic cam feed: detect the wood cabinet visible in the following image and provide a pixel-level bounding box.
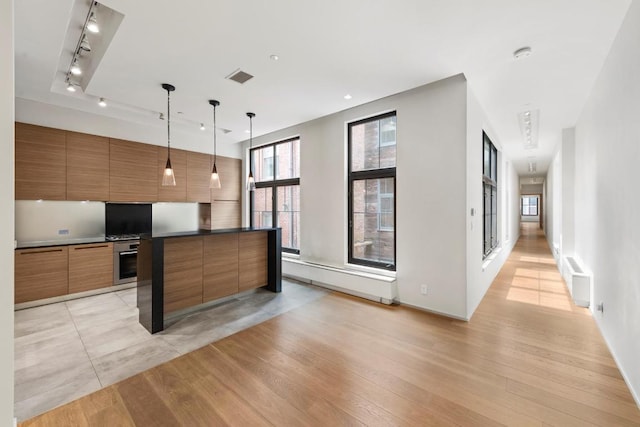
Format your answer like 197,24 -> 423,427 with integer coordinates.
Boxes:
15,246 -> 68,303
109,139 -> 158,202
66,131 -> 110,201
238,232 -> 268,292
164,237 -> 203,314
157,147 -> 187,202
211,156 -> 241,201
68,243 -> 113,294
211,201 -> 241,229
186,151 -> 211,203
15,123 -> 66,200
203,234 -> 239,302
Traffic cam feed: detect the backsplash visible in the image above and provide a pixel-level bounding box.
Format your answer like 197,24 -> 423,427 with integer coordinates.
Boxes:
15,201 -> 200,245
15,200 -> 105,244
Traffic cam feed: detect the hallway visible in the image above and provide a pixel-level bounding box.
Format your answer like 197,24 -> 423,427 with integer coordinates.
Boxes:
21,223 -> 640,426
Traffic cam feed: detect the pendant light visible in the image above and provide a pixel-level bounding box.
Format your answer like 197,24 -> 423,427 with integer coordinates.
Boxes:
161,83 -> 176,186
209,99 -> 221,189
246,112 -> 256,191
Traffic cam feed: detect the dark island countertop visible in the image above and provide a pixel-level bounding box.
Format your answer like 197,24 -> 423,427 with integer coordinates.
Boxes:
144,227 -> 279,240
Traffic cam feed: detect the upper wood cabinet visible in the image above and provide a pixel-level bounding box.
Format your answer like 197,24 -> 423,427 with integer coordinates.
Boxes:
15,246 -> 68,303
157,147 -> 187,202
15,123 -> 66,200
68,243 -> 113,294
186,151 -> 211,203
66,131 -> 110,201
211,156 -> 241,202
109,139 -> 158,202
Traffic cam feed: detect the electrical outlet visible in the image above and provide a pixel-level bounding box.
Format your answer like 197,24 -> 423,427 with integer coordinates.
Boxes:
420,285 -> 428,295
596,302 -> 604,313
58,229 -> 69,235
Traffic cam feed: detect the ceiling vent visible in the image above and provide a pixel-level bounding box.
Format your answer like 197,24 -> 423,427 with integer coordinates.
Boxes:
226,69 -> 254,84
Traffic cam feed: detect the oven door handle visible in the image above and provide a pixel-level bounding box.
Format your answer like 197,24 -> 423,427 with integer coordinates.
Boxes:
119,250 -> 138,256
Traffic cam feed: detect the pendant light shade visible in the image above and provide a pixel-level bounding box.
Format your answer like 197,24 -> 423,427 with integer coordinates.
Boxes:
161,83 -> 176,187
246,112 -> 256,191
209,99 -> 221,189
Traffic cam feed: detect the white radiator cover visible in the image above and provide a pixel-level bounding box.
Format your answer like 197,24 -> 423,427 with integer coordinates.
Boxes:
563,256 -> 591,307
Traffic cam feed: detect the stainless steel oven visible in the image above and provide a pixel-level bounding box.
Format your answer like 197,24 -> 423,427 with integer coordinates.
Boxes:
113,240 -> 139,285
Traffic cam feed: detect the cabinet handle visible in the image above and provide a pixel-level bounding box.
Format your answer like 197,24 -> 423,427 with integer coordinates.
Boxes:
74,245 -> 109,250
19,249 -> 63,255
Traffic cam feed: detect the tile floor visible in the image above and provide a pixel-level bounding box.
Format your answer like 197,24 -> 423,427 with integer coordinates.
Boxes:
14,279 -> 328,421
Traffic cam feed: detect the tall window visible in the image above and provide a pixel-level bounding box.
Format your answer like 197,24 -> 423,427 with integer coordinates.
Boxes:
521,196 -> 538,216
250,137 -> 300,253
483,132 -> 498,257
348,112 -> 396,271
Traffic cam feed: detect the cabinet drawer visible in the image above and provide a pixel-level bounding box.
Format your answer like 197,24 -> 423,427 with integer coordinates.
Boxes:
68,243 -> 113,294
15,247 -> 68,303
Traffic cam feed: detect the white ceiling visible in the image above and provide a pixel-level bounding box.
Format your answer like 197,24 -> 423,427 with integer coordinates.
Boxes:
14,0 -> 631,177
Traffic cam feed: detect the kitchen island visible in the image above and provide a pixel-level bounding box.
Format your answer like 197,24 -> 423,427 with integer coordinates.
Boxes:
137,227 -> 281,333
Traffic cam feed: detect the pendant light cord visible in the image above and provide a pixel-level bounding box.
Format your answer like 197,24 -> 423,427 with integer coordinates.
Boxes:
166,87 -> 171,159
213,104 -> 217,164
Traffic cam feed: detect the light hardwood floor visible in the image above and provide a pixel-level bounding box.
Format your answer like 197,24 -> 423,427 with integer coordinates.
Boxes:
21,223 -> 640,426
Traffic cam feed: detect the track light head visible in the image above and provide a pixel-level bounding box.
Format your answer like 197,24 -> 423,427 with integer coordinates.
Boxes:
87,13 -> 99,33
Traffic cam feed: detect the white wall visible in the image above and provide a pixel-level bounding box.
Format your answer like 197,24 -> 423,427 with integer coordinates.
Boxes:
561,128 -> 575,257
544,149 -> 561,260
574,0 -> 640,405
243,75 -> 514,320
15,98 -> 242,159
1,0 -> 15,423
465,88 -> 519,318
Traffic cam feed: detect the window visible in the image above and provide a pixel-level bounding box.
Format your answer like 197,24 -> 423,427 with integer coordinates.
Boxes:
348,112 -> 396,271
483,132 -> 498,257
521,196 -> 538,216
250,137 -> 300,253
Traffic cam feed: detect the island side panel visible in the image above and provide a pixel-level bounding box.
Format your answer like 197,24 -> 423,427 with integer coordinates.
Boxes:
137,237 -> 165,334
267,228 -> 282,292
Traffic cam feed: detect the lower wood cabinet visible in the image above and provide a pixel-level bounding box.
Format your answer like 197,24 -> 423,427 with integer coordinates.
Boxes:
239,232 -> 268,292
15,247 -> 68,304
68,243 -> 113,294
203,234 -> 239,302
164,237 -> 203,314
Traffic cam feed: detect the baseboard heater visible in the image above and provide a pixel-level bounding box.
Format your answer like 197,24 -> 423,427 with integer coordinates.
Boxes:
562,256 -> 591,308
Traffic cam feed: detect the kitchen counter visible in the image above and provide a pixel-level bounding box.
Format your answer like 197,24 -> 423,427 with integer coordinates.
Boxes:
16,237 -> 107,249
137,227 -> 282,333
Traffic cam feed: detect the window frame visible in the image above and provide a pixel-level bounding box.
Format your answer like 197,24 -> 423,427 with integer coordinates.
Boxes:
521,196 -> 538,216
249,136 -> 300,254
348,111 -> 397,271
483,131 -> 499,258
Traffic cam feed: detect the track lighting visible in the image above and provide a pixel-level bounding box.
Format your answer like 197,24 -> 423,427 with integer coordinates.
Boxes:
87,12 -> 99,33
79,35 -> 91,52
66,82 -> 76,92
98,97 -> 107,107
70,58 -> 82,75
200,123 -> 206,131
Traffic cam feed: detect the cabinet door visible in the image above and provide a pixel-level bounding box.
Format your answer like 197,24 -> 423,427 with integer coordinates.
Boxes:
15,247 -> 68,303
238,231 -> 268,292
68,243 -> 113,294
203,234 -> 239,302
164,237 -> 203,314
15,123 -> 66,200
211,156 -> 241,202
66,131 -> 110,201
186,151 -> 211,203
210,201 -> 241,229
109,139 -> 158,202
157,146 -> 187,202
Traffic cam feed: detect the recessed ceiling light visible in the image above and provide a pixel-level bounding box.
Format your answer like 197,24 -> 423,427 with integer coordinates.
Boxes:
344,94 -> 352,100
245,130 -> 250,134
200,123 -> 206,131
513,46 -> 532,59
270,54 -> 279,61
98,97 -> 107,107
